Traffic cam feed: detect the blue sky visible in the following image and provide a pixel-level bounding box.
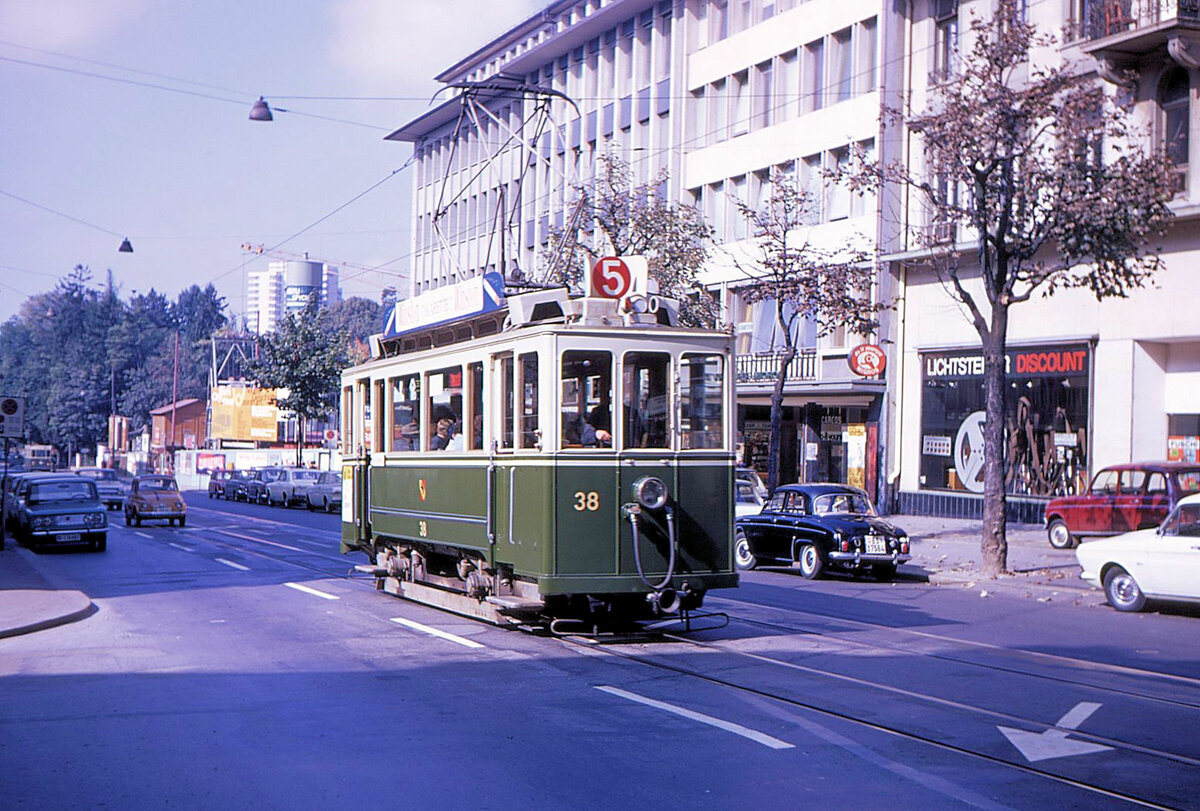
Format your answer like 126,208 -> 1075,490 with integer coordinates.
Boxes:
0,0 -> 543,323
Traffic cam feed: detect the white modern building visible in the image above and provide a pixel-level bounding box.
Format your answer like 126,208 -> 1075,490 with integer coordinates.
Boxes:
387,0 -> 1199,516
887,0 -> 1200,519
245,259 -> 342,334
390,0 -> 895,494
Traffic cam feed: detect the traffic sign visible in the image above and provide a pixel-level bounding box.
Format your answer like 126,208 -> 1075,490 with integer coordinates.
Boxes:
0,396 -> 24,439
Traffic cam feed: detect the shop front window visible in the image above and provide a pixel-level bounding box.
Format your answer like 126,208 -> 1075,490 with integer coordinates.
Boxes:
919,344 -> 1091,496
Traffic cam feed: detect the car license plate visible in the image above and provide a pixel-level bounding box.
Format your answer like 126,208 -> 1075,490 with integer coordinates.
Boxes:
865,536 -> 887,554
57,533 -> 81,542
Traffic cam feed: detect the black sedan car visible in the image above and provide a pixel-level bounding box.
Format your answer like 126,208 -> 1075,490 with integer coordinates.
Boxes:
734,484 -> 910,580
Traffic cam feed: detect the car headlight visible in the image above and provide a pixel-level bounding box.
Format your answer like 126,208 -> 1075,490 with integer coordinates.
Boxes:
32,516 -> 52,529
85,513 -> 105,527
633,476 -> 669,510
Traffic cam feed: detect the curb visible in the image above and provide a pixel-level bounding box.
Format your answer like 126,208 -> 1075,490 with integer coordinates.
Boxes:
0,590 -> 96,640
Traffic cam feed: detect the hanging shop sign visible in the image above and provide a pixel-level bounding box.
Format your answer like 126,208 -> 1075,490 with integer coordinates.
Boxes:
848,344 -> 887,377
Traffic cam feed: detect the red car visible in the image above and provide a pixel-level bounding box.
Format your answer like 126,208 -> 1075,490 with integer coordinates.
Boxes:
1044,462 -> 1200,548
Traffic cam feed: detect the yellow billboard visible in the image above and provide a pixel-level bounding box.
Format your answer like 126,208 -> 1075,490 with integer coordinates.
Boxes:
210,386 -> 279,442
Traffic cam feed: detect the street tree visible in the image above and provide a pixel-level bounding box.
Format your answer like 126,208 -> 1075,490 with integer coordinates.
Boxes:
843,0 -> 1175,575
733,173 -> 883,493
249,296 -> 345,466
542,152 -> 719,327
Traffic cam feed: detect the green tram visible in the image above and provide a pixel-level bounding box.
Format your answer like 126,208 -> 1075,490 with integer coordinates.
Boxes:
338,278 -> 738,626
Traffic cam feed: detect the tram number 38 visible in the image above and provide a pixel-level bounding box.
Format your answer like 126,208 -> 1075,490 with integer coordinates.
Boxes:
573,491 -> 600,511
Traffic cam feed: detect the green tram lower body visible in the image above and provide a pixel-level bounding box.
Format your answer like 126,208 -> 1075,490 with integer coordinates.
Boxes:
341,452 -> 739,624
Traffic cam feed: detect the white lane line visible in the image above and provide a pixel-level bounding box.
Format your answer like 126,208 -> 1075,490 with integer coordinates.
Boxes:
595,685 -> 794,750
216,528 -> 303,552
390,617 -> 485,649
169,543 -> 193,552
135,532 -> 153,539
215,558 -> 250,571
284,582 -> 339,600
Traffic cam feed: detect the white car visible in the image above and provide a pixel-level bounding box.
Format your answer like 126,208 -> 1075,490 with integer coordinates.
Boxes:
734,479 -> 764,518
1076,493 -> 1200,612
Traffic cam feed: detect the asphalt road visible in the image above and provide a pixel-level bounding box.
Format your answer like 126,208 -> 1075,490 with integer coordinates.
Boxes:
2,493 -> 1199,809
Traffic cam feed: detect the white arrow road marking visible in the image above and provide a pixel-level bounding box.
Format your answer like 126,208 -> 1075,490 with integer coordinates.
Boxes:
596,685 -> 794,750
999,702 -> 1112,762
390,617 -> 485,649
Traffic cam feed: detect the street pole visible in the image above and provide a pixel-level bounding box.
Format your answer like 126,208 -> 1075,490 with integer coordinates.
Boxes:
170,330 -> 179,473
1,437 -> 9,550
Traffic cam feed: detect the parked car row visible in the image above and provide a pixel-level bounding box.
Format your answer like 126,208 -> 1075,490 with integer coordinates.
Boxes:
207,467 -> 342,513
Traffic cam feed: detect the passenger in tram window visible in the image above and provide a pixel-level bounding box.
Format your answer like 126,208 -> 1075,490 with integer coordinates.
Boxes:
563,412 -> 611,448
430,418 -> 453,450
588,391 -> 612,435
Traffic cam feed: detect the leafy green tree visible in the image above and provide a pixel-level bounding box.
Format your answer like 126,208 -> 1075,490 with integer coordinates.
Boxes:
542,152 -> 719,327
320,296 -> 382,364
249,296 -> 346,465
845,0 -> 1174,575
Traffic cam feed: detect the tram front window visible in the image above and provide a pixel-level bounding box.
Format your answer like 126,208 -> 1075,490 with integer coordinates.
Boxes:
681,354 -> 725,450
561,350 -> 613,449
623,352 -> 670,449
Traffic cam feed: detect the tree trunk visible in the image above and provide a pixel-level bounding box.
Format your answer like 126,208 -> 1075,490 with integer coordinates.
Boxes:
980,308 -> 1009,577
766,342 -> 797,494
296,415 -> 305,468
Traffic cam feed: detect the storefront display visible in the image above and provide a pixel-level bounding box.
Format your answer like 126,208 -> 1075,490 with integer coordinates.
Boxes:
919,343 -> 1091,496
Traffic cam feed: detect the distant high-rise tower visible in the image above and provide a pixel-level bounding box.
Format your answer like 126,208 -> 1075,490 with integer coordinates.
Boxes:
245,258 -> 342,334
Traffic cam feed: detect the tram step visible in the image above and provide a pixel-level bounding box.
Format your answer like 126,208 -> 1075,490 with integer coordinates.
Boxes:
354,564 -> 388,577
485,595 -> 545,614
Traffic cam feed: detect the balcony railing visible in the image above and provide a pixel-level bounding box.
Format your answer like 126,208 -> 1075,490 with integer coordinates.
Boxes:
735,350 -> 818,385
1069,0 -> 1200,43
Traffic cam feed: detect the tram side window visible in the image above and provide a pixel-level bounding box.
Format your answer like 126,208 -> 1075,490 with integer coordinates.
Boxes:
426,365 -> 463,451
498,354 -> 515,449
342,386 -> 353,455
680,354 -> 725,450
519,352 -> 540,449
467,361 -> 484,450
623,352 -> 670,449
561,350 -> 613,449
372,380 -> 385,453
390,374 -> 421,452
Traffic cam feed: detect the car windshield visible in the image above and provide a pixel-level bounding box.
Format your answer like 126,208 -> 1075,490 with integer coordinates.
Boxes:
319,473 -> 339,485
735,482 -> 760,504
812,492 -> 875,516
30,480 -> 94,503
1164,503 -> 1200,537
293,470 -> 319,481
140,477 -> 179,493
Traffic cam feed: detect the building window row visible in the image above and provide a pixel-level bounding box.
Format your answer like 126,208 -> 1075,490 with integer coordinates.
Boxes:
687,17 -> 877,150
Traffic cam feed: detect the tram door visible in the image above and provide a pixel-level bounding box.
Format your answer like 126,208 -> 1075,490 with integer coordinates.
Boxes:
490,351 -> 553,575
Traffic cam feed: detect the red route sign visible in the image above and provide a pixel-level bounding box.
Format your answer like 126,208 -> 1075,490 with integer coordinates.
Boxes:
590,257 -> 633,299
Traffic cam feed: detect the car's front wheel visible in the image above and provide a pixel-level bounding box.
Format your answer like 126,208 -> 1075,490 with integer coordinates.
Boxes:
796,543 -> 823,580
733,529 -> 757,571
1047,518 -> 1076,549
1103,566 -> 1146,612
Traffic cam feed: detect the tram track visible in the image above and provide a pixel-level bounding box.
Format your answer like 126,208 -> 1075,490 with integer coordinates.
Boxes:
708,595 -> 1200,712
557,629 -> 1193,810
150,508 -> 1197,806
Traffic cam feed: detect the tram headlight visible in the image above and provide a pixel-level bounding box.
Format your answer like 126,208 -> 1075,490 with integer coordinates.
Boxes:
633,476 -> 669,511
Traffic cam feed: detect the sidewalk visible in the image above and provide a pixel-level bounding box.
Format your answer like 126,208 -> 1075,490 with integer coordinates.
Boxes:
0,541 -> 94,639
892,512 -> 1091,596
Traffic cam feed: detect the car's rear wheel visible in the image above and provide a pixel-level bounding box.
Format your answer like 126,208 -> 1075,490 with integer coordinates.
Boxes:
796,543 -> 823,580
326,499 -> 336,514
1047,519 -> 1075,549
733,529 -> 757,571
1103,566 -> 1147,612
94,536 -> 106,552
178,516 -> 186,528
124,509 -> 132,527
